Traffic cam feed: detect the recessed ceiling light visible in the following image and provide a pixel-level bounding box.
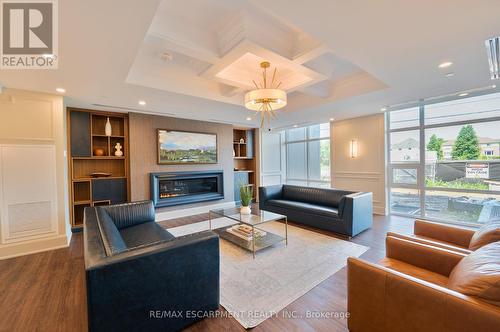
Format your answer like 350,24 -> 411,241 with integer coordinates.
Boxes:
380,107 -> 387,112
55,88 -> 65,93
138,100 -> 146,106
293,125 -> 298,128
246,117 -> 252,121
438,61 -> 453,69
492,85 -> 497,88
458,92 -> 469,97
329,118 -> 334,121
445,72 -> 455,77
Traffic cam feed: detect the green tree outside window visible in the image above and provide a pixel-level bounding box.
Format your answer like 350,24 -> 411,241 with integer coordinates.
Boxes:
451,125 -> 480,160
427,134 -> 444,160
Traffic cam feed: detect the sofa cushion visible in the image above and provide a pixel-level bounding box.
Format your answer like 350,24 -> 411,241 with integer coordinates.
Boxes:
282,185 -> 353,208
448,241 -> 500,305
378,257 -> 449,288
101,200 -> 155,229
266,199 -> 339,218
469,221 -> 500,250
96,209 -> 128,256
119,221 -> 174,249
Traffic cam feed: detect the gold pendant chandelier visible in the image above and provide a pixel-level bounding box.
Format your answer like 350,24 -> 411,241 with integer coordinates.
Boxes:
244,61 -> 287,128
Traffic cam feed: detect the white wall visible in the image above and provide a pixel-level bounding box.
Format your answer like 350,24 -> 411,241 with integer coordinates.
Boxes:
331,114 -> 386,215
259,130 -> 286,188
0,89 -> 70,259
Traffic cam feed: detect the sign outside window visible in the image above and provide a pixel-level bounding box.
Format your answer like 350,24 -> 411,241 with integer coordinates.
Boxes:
465,163 -> 489,179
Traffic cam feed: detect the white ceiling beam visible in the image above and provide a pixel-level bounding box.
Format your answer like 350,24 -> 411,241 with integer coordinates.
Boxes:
292,44 -> 330,65
148,31 -> 220,65
218,83 -> 243,97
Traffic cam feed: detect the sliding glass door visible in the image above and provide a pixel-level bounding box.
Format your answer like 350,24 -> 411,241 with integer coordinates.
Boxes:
387,93 -> 500,226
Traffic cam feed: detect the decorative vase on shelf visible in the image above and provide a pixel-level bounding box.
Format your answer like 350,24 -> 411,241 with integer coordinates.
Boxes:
114,142 -> 123,156
240,205 -> 251,215
93,148 -> 105,156
105,117 -> 112,136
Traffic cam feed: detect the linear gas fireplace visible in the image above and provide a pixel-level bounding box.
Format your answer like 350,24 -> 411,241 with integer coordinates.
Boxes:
150,171 -> 224,208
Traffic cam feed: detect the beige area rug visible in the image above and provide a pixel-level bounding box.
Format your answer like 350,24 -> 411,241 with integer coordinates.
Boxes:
166,218 -> 368,328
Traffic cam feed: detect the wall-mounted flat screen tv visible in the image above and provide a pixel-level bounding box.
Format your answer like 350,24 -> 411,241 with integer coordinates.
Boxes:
157,129 -> 217,164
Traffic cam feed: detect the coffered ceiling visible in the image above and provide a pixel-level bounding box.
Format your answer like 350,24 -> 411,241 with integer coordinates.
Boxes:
1,0 -> 499,128
126,0 -> 384,112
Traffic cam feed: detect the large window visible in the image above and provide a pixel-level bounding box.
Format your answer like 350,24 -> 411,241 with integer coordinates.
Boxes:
388,92 -> 500,226
285,123 -> 331,188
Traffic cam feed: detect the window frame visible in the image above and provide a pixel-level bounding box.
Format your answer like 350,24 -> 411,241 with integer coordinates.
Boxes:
386,93 -> 500,227
285,123 -> 331,187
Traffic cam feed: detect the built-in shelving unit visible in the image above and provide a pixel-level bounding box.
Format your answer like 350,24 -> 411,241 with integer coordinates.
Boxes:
233,129 -> 253,159
233,128 -> 256,202
67,108 -> 130,230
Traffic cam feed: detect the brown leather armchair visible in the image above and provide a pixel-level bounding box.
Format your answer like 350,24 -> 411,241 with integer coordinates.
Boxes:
347,236 -> 500,332
388,219 -> 475,254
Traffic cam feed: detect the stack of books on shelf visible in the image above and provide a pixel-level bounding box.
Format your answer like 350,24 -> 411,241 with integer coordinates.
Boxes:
227,224 -> 266,241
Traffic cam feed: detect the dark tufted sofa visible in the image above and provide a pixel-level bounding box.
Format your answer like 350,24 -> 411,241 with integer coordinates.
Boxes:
259,185 -> 373,237
84,201 -> 220,332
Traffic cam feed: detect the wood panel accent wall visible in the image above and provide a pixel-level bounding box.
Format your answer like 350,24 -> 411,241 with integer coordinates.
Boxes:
128,113 -> 234,210
331,114 -> 386,215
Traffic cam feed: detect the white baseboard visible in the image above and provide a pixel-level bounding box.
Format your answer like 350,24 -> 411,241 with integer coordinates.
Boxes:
0,234 -> 70,260
155,201 -> 236,221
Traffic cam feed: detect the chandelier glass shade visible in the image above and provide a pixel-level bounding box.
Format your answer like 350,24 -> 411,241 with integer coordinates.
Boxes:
244,89 -> 287,111
244,61 -> 287,127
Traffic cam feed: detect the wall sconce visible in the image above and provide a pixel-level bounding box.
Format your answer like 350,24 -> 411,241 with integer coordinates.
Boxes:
350,139 -> 358,158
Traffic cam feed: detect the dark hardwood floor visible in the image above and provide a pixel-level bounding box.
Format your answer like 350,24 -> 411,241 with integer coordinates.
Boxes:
0,213 -> 414,332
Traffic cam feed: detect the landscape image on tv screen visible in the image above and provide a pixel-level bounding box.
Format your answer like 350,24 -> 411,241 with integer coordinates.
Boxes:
158,129 -> 217,164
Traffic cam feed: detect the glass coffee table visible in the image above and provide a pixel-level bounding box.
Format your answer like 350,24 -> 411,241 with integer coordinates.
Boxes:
209,207 -> 287,258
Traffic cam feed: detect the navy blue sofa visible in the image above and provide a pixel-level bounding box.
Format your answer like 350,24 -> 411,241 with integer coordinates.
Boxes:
84,201 -> 219,332
259,185 -> 373,237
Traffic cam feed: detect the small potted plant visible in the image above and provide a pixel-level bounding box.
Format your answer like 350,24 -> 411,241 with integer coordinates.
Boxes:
239,184 -> 253,215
